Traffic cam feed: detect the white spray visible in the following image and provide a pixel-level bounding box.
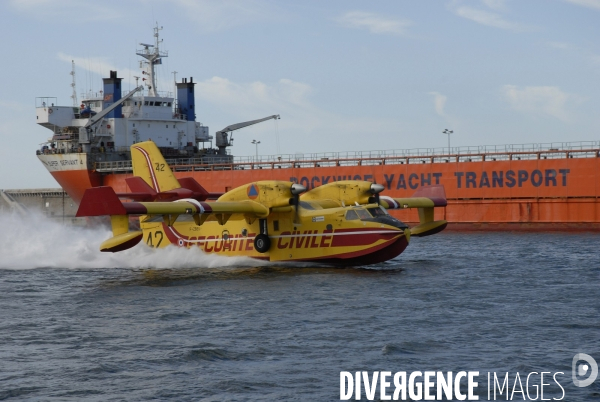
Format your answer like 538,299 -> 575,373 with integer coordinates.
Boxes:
0,212 -> 258,270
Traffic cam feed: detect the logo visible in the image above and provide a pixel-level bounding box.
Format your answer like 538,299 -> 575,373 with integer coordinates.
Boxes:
572,353 -> 598,387
247,184 -> 259,200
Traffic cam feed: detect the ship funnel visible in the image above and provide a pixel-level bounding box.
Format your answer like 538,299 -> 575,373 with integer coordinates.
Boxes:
176,77 -> 196,122
103,70 -> 123,118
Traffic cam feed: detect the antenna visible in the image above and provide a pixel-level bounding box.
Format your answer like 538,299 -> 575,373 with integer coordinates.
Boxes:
172,71 -> 177,107
70,60 -> 78,107
136,23 -> 168,97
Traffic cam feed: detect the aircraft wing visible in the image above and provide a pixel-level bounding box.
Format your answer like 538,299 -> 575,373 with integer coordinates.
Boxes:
76,186 -> 269,219
379,185 -> 447,210
378,185 -> 448,237
379,196 -> 446,209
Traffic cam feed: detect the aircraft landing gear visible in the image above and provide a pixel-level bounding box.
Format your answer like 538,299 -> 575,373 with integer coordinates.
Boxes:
254,219 -> 271,253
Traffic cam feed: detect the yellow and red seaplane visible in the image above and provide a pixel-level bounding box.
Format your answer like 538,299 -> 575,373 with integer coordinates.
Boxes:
77,141 -> 448,265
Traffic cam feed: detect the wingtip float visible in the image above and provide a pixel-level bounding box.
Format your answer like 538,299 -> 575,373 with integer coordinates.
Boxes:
77,141 -> 447,265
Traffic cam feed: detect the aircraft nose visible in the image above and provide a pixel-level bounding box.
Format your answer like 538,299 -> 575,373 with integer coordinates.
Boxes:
376,216 -> 408,230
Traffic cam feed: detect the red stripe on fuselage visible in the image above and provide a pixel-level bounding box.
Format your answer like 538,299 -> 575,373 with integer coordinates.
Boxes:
330,228 -> 400,247
303,235 -> 409,265
132,146 -> 160,192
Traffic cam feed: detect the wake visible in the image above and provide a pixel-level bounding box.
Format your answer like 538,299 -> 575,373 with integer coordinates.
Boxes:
0,213 -> 258,270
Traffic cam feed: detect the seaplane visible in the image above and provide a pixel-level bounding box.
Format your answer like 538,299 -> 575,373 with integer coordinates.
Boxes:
76,141 -> 448,265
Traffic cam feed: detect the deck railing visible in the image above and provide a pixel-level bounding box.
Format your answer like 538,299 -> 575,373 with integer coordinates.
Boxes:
93,140 -> 600,172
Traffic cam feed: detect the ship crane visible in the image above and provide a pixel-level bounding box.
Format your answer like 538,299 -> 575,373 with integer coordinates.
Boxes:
215,115 -> 280,155
78,86 -> 144,150
84,86 -> 143,130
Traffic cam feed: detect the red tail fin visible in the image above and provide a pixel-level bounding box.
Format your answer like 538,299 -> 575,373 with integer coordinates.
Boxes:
126,177 -> 158,195
76,187 -> 126,217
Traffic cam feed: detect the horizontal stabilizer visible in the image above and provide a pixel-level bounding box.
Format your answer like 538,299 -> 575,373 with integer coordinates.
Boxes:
119,177 -> 224,202
114,177 -> 158,201
76,187 -> 126,217
178,177 -> 224,199
178,177 -> 207,195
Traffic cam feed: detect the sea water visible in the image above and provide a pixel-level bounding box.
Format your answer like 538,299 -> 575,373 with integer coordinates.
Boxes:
0,214 -> 598,401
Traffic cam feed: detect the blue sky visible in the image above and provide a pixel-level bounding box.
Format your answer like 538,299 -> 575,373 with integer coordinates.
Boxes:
1,0 -> 599,188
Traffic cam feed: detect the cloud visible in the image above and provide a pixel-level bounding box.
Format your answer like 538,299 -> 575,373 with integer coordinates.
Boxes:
502,85 -> 576,121
547,41 -> 571,50
336,11 -> 412,35
10,0 -> 276,28
193,76 -> 403,153
57,52 -> 149,92
56,53 -> 402,154
428,92 -> 448,117
562,0 -> 600,10
167,0 -> 277,31
58,53 -> 119,80
0,100 -> 27,112
196,77 -> 312,110
195,77 -> 328,137
481,0 -> 507,10
9,0 -> 123,21
453,6 -> 535,32
544,42 -> 600,68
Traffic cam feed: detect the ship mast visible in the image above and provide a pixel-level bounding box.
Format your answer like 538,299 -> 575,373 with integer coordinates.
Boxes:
136,24 -> 168,97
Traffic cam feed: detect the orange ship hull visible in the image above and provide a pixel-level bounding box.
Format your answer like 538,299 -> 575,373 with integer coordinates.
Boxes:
51,150 -> 600,230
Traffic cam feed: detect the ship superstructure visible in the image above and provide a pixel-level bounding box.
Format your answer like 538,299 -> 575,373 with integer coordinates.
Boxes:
37,26 -> 210,162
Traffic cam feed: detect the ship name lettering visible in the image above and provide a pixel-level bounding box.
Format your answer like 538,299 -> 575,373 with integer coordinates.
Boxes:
60,159 -> 79,166
455,169 -> 570,189
291,174 -> 443,191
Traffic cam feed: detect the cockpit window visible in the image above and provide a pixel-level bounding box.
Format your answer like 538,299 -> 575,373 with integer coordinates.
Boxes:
368,206 -> 389,217
345,210 -> 359,220
355,209 -> 371,219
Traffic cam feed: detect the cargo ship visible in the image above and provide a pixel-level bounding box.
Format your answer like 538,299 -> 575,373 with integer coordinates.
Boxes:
35,26 -> 600,230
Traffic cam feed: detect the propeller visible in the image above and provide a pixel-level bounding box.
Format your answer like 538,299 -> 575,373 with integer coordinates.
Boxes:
290,183 -> 307,223
369,183 -> 384,205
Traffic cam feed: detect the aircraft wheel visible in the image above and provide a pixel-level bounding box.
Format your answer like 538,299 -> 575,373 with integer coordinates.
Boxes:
254,234 -> 271,253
